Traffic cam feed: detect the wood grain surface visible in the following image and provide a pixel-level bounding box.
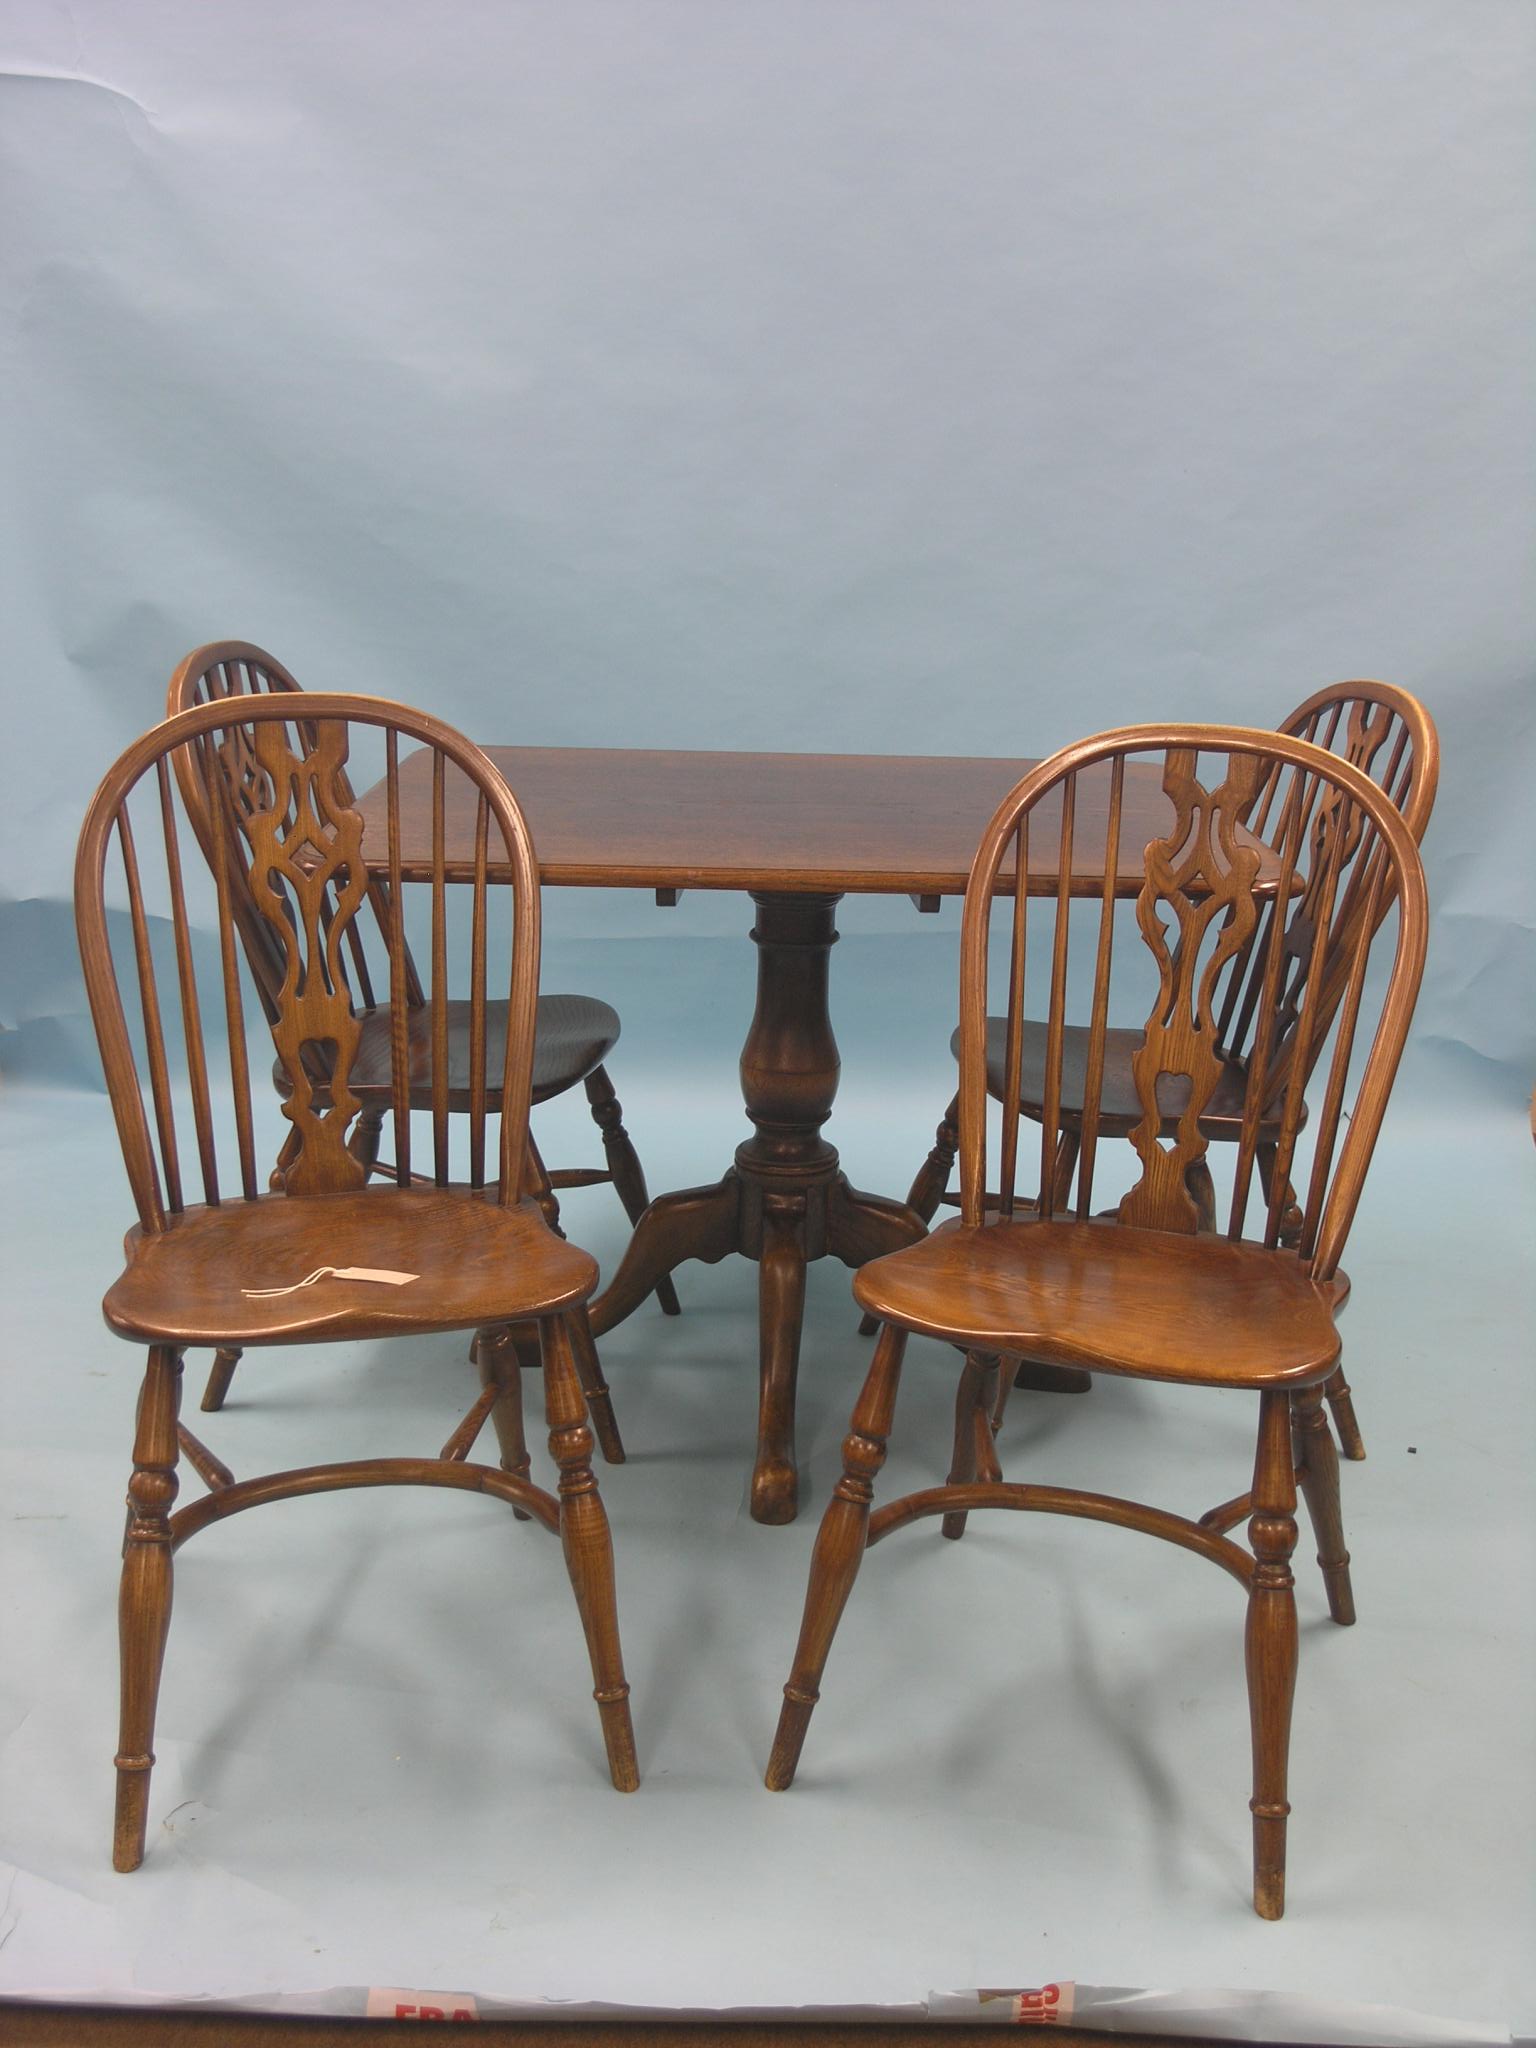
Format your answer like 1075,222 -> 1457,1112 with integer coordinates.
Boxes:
362,746 -> 1179,894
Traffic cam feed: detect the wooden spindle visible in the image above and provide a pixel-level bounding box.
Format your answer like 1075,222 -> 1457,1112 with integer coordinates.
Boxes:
1263,779 -> 1352,1248
157,758 -> 219,1207
117,800 -> 182,1215
469,790 -> 489,1189
1038,772 -> 1075,1219
1076,754 -> 1124,1219
1228,760 -> 1309,1240
204,742 -> 259,1200
996,816 -> 1029,1220
384,733 -> 412,1187
1296,850 -> 1388,1259
430,747 -> 450,1185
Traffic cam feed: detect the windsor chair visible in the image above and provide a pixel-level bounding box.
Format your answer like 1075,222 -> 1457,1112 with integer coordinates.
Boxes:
887,681 -> 1438,1456
77,695 -> 639,1872
168,642 -> 680,1415
767,725 -> 1428,1919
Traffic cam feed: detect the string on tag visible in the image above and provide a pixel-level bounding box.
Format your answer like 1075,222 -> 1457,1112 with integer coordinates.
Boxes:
242,1266 -> 419,1298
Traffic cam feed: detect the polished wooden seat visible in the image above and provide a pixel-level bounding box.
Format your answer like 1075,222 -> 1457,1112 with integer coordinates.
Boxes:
769,724 -> 1429,1920
169,643 -> 678,1413
105,1187 -> 598,1348
78,694 -> 640,1873
893,681 -> 1438,1456
345,990 -> 619,1106
854,1216 -> 1341,1386
968,1017 -> 1266,1139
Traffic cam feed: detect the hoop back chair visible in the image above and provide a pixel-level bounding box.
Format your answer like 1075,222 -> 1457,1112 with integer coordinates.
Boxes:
767,726 -> 1429,1919
892,680 -> 1438,1455
77,695 -> 638,1871
168,642 -> 679,1413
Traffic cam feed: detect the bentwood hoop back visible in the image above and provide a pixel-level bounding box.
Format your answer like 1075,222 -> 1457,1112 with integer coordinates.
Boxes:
77,694 -> 637,1872
167,642 -> 679,1413
890,680 -> 1437,1453
768,725 -> 1428,1919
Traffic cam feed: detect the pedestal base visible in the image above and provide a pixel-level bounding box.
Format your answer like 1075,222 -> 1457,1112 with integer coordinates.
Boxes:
589,891 -> 925,1522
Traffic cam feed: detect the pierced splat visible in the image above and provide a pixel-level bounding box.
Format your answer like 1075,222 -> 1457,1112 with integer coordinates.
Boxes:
1117,749 -> 1263,1233
220,717 -> 370,1196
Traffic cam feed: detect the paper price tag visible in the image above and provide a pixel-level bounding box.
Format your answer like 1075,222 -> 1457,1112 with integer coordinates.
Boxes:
975,1982 -> 1075,2025
365,1987 -> 480,2021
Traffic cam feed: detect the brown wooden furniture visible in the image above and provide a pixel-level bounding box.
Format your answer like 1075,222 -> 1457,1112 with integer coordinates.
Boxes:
76,695 -> 639,1872
167,644 -> 679,1414
887,681 -> 1439,1451
356,747 -> 1251,1525
766,725 -> 1428,1920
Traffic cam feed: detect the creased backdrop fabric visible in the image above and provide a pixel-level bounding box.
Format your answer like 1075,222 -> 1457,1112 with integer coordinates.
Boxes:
0,0 -> 1531,1086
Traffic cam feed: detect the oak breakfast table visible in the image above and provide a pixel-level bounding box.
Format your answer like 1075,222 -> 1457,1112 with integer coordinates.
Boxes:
358,745 -> 1183,1525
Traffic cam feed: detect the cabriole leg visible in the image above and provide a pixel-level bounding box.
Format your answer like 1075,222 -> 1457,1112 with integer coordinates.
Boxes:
114,1345 -> 182,1872
1292,1384 -> 1355,1625
753,1192 -> 808,1525
766,1323 -> 907,1790
542,1316 -> 638,1792
1246,1388 -> 1299,1919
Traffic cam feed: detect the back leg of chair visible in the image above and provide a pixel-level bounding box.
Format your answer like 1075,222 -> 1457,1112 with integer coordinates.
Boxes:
202,1123 -> 315,1411
766,1322 -> 907,1790
942,1351 -> 1001,1541
1291,1384 -> 1355,1625
475,1324 -> 532,1521
906,1093 -> 961,1225
1259,1142 -> 1364,1458
1008,1131 -> 1092,1394
114,1346 -> 183,1872
541,1313 -> 638,1792
1246,1389 -> 1300,1919
1323,1363 -> 1366,1462
857,1091 -> 961,1335
566,1308 -> 624,1465
525,1133 -> 564,1234
583,1067 -> 681,1317
200,1347 -> 242,1414
349,1106 -> 385,1175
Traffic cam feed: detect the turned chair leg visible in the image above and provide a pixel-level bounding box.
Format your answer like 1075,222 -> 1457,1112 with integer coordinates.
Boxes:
583,1067 -> 682,1318
766,1323 -> 907,1790
859,1098 -> 958,1334
114,1346 -> 182,1872
1246,1389 -> 1300,1919
525,1133 -> 565,1235
906,1094 -> 961,1226
200,1347 -> 241,1414
942,1351 -> 1001,1541
349,1106 -> 385,1174
541,1314 -> 639,1792
566,1308 -> 625,1465
474,1324 -> 533,1520
1292,1383 -> 1355,1625
1324,1361 -> 1367,1462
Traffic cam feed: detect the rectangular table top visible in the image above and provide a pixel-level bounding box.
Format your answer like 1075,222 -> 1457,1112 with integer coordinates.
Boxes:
362,744 -> 1184,897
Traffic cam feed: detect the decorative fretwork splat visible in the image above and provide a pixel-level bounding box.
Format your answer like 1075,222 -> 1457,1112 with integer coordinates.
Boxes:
223,718 -> 370,1196
1247,708 -> 1393,1109
1118,749 -> 1263,1233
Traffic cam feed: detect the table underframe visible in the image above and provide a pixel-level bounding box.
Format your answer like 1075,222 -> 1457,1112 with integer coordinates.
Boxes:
587,890 -> 924,1525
